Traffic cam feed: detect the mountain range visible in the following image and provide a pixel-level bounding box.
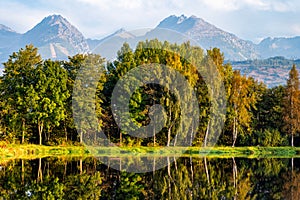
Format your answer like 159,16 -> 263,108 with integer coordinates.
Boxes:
1,14 -> 300,62
1,14 -> 300,86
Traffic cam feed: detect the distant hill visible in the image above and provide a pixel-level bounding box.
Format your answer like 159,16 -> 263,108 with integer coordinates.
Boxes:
0,24 -> 21,65
231,57 -> 300,88
257,37 -> 300,59
0,24 -> 21,47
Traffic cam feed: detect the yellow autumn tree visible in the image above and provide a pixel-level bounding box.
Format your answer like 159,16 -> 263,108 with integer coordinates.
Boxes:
283,64 -> 300,147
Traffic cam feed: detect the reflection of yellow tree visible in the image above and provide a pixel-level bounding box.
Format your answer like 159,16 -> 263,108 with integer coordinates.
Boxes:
189,158 -> 235,199
283,168 -> 300,200
154,158 -> 193,199
235,164 -> 253,200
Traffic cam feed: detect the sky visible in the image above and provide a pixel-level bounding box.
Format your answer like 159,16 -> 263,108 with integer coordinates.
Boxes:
0,0 -> 300,43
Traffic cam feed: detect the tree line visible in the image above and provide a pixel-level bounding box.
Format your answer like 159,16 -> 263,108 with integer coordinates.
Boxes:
0,40 -> 299,147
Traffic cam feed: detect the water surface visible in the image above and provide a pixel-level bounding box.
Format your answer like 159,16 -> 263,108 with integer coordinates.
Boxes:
0,156 -> 298,199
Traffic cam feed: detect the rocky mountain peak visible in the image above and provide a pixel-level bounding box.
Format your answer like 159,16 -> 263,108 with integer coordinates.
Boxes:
39,14 -> 75,33
177,14 -> 188,24
20,14 -> 89,58
0,24 -> 16,33
157,15 -> 197,32
156,14 -> 259,60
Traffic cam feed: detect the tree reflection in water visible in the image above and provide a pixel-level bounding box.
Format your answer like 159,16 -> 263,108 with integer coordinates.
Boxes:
0,156 -> 299,199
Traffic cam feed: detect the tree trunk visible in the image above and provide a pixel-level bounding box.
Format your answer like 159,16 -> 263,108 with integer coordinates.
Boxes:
292,157 -> 294,174
173,134 -> 177,146
167,156 -> 172,199
232,117 -> 237,147
232,157 -> 238,199
21,160 -> 24,184
47,128 -> 52,142
65,126 -> 68,142
80,130 -> 83,144
167,127 -> 171,147
204,120 -> 210,147
291,132 -> 294,147
167,108 -> 172,147
153,118 -> 156,146
22,119 -> 25,144
167,156 -> 172,179
190,156 -> 194,184
64,161 -> 67,178
38,121 -> 43,145
44,131 -> 47,143
38,158 -> 43,182
190,120 -> 194,146
204,157 -> 212,198
168,173 -> 171,199
204,157 -> 210,185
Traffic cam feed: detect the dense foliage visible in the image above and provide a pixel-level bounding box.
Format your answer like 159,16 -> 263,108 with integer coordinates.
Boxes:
0,41 -> 299,147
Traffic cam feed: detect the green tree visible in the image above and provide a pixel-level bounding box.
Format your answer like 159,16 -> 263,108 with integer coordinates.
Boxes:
253,86 -> 284,131
28,60 -> 69,145
0,45 -> 42,143
72,54 -> 105,144
62,54 -> 87,143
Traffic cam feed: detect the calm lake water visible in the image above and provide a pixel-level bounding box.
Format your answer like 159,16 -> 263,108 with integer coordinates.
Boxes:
0,156 -> 299,199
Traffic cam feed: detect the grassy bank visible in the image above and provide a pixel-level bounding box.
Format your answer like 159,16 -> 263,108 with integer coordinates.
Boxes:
0,144 -> 89,160
1,144 -> 300,160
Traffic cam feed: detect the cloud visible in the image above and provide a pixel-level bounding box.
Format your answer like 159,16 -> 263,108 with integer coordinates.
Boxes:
201,0 -> 239,11
292,24 -> 300,35
243,0 -> 269,10
65,0 -> 189,37
201,0 -> 294,12
0,1 -> 51,33
75,0 -> 144,10
270,1 -> 294,12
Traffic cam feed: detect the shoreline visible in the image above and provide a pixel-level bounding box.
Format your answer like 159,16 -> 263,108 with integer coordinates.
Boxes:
1,145 -> 300,161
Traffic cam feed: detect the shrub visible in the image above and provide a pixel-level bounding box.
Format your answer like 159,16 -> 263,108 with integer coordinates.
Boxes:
255,129 -> 288,147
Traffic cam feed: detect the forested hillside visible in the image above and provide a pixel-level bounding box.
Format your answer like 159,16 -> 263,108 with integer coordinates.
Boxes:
231,57 -> 300,87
